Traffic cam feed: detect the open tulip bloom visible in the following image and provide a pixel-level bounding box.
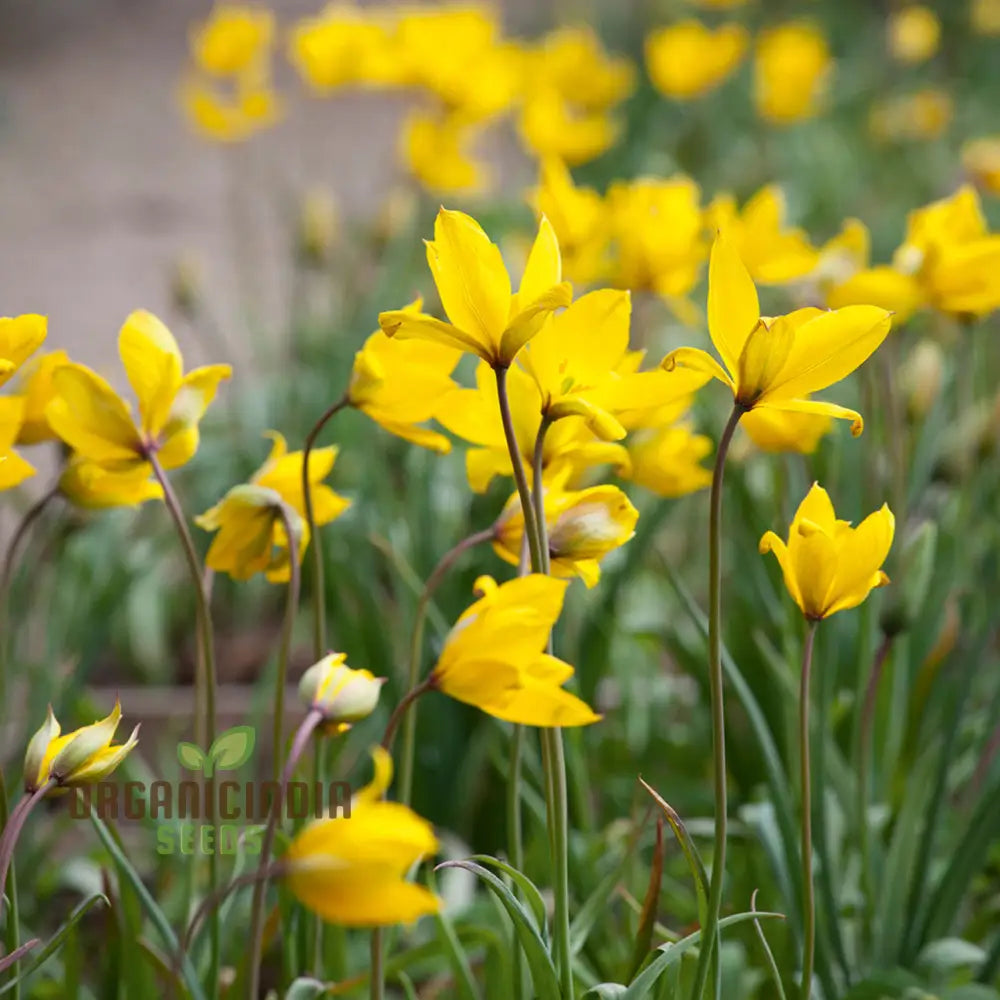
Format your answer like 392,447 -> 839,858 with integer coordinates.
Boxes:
663,235 -> 892,434
378,208 -> 572,368
760,482 -> 895,620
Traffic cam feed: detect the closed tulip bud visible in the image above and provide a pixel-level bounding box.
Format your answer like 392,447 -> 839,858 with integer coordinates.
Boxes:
25,701 -> 139,794
170,252 -> 205,319
299,653 -> 385,729
903,340 -> 944,418
297,188 -> 338,267
880,520 -> 937,636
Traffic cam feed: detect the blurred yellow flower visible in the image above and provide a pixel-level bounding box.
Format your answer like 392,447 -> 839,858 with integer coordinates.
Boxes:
197,432 -> 349,582
754,23 -> 832,125
180,75 -> 281,143
760,482 -> 894,620
436,360 -> 628,492
47,310 -> 231,475
11,349 -> 69,445
297,188 -> 339,266
350,300 -> 459,453
289,6 -> 401,91
645,20 -> 748,100
887,5 -> 940,63
379,209 -> 571,367
430,575 -> 600,726
689,0 -> 748,6
0,314 -> 47,388
606,176 -> 707,299
530,158 -> 610,285
869,88 -> 952,143
519,288 -> 708,440
520,89 -> 622,166
663,235 -> 891,434
894,186 -> 1000,317
24,701 -> 139,794
902,339 -> 944,418
623,421 -> 713,498
191,4 -> 274,78
962,136 -> 1000,195
972,0 -> 1000,34
706,185 -> 819,283
402,110 -> 488,195
741,402 -> 831,454
285,747 -> 440,926
0,398 -> 36,492
58,460 -> 164,509
493,483 -> 638,587
298,652 -> 385,731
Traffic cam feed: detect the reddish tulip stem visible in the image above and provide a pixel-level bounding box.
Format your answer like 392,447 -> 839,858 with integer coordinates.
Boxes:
273,504 -> 302,783
0,780 -> 55,931
799,621 -> 819,1000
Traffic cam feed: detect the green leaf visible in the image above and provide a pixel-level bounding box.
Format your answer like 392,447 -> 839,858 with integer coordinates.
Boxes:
176,742 -> 206,772
469,855 -> 548,939
396,972 -> 420,1000
0,894 -> 109,994
582,986 -> 628,998
627,816 -> 664,982
208,725 -> 256,773
917,939 -> 989,981
625,910 -> 784,1000
427,868 -> 481,1000
438,860 -> 561,1000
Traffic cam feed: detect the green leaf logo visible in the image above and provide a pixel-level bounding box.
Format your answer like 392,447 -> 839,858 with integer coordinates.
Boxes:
177,742 -> 207,772
176,726 -> 256,777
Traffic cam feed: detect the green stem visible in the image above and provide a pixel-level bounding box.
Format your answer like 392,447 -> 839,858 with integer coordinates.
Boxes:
799,621 -> 819,1000
310,738 -> 325,977
273,505 -> 302,782
148,453 -> 220,999
689,403 -> 744,1000
247,708 -> 323,999
507,724 -> 526,1000
531,418 -> 573,999
301,394 -> 350,660
399,528 -> 495,806
370,932 -> 385,1000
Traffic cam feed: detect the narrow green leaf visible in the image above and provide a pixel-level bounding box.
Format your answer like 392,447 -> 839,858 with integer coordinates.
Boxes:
627,817 -> 664,982
427,868 -> 481,1000
283,977 -> 327,999
0,894 -> 108,995
469,855 -> 548,939
438,861 -> 561,1000
751,890 -> 788,1000
396,972 -> 420,1000
582,986 -> 628,999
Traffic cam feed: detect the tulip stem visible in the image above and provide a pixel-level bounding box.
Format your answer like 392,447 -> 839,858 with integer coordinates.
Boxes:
689,402 -> 744,1000
301,394 -> 350,660
273,504 -> 302,783
0,780 -> 55,931
382,677 -> 437,754
247,707 -> 324,1000
799,621 -> 819,1000
531,418 -> 573,999
148,453 -> 221,999
399,527 -> 495,807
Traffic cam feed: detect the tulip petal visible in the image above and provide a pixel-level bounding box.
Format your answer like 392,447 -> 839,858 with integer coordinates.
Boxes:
380,310 -> 489,362
499,281 -> 573,366
736,316 -> 794,405
825,504 -> 895,616
0,315 -> 47,386
118,310 -> 182,437
762,306 -> 891,402
756,397 -> 865,437
428,208 -> 511,350
661,347 -> 734,391
707,235 -> 759,376
287,867 -> 440,926
547,397 -> 626,441
518,215 -> 563,305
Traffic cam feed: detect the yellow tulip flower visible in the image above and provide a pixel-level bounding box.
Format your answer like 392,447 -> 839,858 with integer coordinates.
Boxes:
662,235 -> 892,434
402,110 -> 489,195
180,74 -> 281,143
759,483 -> 894,620
891,186 -> 1000,317
962,136 -> 1000,196
298,652 -> 385,732
350,302 -> 459,453
197,432 -> 349,582
519,288 -> 708,440
0,314 -> 47,388
435,360 -> 628,492
705,186 -> 819,284
529,158 -> 610,285
754,23 -> 832,125
430,575 -> 600,727
606,177 -> 706,300
869,89 -> 952,143
887,5 -> 940,64
623,422 -> 713,498
646,20 -> 748,100
285,747 -> 440,926
190,4 -> 274,78
24,700 -> 139,794
58,459 -> 163,509
379,209 -> 572,368
493,483 -> 638,587
11,349 -> 69,445
520,89 -> 622,166
46,310 -> 231,476
0,398 -> 36,492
